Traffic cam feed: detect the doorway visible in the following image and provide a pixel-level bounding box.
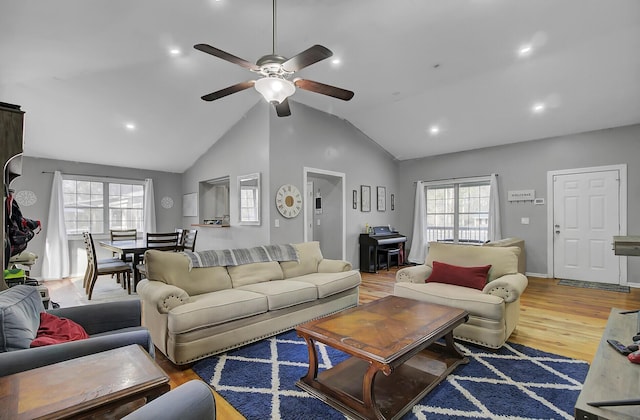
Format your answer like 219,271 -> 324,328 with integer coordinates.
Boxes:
303,167 -> 346,260
547,165 -> 627,284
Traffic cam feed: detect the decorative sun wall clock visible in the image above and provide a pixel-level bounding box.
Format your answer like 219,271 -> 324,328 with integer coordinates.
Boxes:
14,190 -> 37,207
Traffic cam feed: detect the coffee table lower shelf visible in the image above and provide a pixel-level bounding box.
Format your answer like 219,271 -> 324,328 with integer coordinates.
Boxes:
296,343 -> 467,420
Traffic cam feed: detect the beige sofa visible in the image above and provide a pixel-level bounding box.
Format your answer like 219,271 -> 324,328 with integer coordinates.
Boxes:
137,242 -> 361,365
394,241 -> 528,349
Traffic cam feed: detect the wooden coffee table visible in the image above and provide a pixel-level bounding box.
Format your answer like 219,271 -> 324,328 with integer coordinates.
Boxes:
295,296 -> 469,420
0,344 -> 170,419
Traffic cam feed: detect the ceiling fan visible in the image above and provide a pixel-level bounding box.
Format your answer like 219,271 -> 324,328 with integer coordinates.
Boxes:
194,0 -> 354,117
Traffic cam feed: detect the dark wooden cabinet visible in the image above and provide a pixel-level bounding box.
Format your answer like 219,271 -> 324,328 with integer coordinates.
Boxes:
1,102 -> 24,288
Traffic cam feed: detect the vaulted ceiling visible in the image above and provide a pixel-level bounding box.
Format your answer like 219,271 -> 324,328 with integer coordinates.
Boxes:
2,0 -> 639,173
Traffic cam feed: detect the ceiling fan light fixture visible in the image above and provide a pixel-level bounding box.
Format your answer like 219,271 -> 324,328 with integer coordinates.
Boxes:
254,77 -> 295,104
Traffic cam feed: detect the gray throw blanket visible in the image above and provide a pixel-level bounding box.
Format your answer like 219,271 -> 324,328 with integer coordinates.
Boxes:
184,244 -> 298,268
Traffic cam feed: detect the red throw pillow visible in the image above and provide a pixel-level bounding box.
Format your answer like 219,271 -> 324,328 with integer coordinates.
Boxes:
427,261 -> 492,290
30,312 -> 89,347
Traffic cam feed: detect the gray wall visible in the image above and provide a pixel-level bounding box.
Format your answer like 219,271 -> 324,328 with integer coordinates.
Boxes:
398,123 -> 640,280
269,101 -> 400,266
182,102 -> 271,251
10,157 -> 182,276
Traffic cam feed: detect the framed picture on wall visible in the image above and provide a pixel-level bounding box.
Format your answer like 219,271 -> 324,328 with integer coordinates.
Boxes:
377,186 -> 386,211
183,192 -> 198,217
352,190 -> 358,209
361,185 -> 371,212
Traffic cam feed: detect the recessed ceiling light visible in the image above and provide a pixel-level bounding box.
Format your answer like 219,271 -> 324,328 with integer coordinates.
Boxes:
518,44 -> 533,57
429,125 -> 440,135
169,48 -> 181,56
532,103 -> 545,113
125,123 -> 136,131
331,58 -> 341,65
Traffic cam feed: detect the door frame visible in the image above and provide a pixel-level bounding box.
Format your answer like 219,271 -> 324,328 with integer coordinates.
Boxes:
546,164 -> 627,283
303,167 -> 346,260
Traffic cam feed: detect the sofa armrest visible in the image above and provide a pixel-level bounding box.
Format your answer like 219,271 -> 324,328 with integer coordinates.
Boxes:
47,300 -> 141,335
396,265 -> 433,284
318,259 -> 352,273
0,330 -> 154,377
137,279 -> 190,314
482,273 -> 528,303
123,380 -> 216,420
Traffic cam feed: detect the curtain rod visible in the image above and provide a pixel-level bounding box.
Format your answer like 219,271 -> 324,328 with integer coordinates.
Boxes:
41,171 -> 146,182
414,173 -> 497,184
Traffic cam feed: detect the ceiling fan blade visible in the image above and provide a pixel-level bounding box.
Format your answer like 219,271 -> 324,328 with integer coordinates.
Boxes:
274,98 -> 291,117
294,79 -> 354,101
201,81 -> 255,101
194,44 -> 260,71
282,45 -> 333,72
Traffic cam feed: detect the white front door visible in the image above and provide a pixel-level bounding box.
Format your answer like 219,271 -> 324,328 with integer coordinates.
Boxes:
553,170 -> 620,283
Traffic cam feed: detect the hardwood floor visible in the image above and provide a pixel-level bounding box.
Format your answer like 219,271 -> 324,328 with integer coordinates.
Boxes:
46,269 -> 640,419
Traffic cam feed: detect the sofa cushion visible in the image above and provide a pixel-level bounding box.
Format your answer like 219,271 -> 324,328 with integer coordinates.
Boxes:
427,261 -> 491,290
426,242 -> 520,282
168,289 -> 268,334
394,282 -> 505,320
0,285 -> 45,352
280,242 -> 323,278
291,271 -> 361,298
228,261 -> 284,288
30,312 -> 89,347
237,280 -> 317,310
145,250 -> 232,295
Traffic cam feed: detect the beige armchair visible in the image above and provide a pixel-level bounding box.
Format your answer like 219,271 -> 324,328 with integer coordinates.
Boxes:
394,241 -> 528,349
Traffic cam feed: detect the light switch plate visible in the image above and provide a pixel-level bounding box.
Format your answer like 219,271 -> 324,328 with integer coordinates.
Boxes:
521,217 -> 530,225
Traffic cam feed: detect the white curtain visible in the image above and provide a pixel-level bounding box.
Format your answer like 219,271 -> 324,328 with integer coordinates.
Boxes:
143,178 -> 156,236
41,171 -> 70,280
407,181 -> 428,264
487,173 -> 502,241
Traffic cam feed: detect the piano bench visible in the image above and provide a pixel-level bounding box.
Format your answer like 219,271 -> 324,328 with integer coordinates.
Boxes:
377,247 -> 400,271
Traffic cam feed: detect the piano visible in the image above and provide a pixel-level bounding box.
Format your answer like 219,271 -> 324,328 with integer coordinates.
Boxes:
359,226 -> 407,273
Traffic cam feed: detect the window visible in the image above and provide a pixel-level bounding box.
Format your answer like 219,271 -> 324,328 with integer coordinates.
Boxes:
63,177 -> 144,235
425,181 -> 490,244
239,187 -> 259,222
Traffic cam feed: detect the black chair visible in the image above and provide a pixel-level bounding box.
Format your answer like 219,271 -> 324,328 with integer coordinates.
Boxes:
146,232 -> 180,251
180,229 -> 198,252
109,229 -> 137,284
137,232 -> 181,278
377,247 -> 400,271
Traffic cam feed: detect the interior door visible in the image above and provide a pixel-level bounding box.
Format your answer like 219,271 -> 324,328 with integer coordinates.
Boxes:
553,170 -> 620,283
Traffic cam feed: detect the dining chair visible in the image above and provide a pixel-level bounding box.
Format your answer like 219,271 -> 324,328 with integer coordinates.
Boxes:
109,229 -> 137,284
146,232 -> 180,251
137,232 -> 181,279
82,233 -> 123,289
175,228 -> 184,247
83,232 -> 133,299
180,229 -> 198,252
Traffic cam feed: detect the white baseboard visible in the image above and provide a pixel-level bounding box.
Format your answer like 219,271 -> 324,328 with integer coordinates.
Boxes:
525,272 -> 548,278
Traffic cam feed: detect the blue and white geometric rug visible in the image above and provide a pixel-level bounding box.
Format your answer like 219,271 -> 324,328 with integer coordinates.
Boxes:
193,330 -> 589,420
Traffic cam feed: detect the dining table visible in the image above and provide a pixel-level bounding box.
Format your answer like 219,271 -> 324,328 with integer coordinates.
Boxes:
98,239 -> 153,287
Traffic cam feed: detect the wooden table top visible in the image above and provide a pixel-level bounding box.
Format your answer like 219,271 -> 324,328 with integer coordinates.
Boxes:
296,295 -> 468,364
0,344 -> 169,420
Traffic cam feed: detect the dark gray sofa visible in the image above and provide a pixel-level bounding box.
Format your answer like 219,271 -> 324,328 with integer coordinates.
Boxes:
0,285 -> 154,377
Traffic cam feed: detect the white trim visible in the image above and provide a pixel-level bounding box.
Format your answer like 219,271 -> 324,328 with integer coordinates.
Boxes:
422,175 -> 490,187
525,272 -> 549,278
302,167 -> 346,261
61,173 -> 145,185
546,164 -> 627,283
